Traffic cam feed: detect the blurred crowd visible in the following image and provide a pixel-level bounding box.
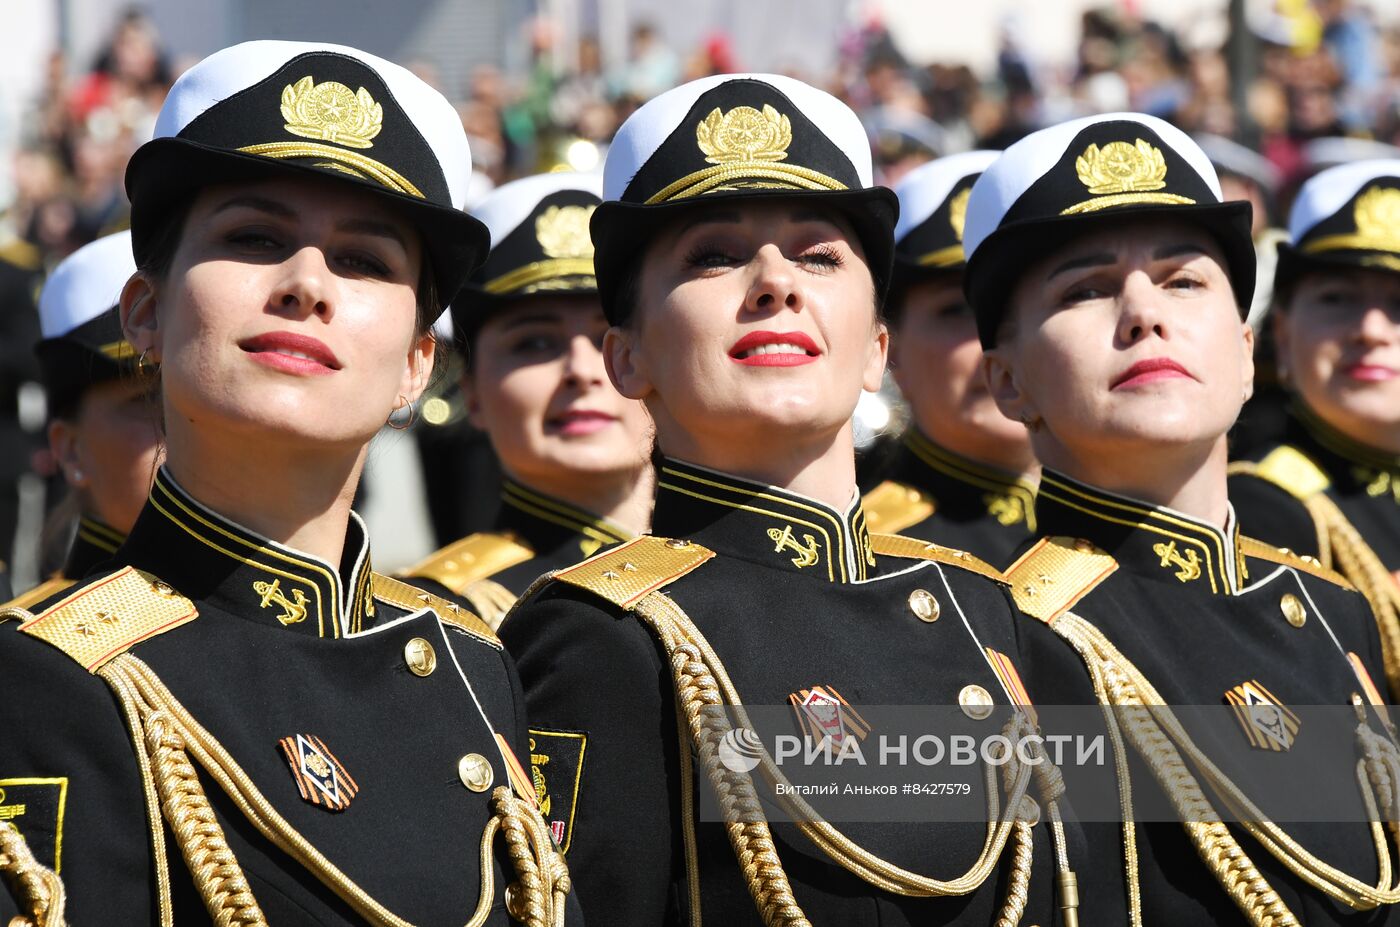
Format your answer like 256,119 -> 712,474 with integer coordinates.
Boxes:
2,0 -> 1400,577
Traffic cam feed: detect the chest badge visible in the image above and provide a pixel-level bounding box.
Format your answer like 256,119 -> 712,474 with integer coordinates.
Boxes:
1224,680 -> 1300,752
278,734 -> 359,811
789,685 -> 870,746
768,525 -> 820,569
1152,541 -> 1202,583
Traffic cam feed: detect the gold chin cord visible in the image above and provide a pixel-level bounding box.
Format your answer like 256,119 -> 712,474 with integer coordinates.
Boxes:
94,653 -> 571,927
1052,611 -> 1400,927
0,823 -> 67,927
1303,493 -> 1400,696
630,592 -> 1079,927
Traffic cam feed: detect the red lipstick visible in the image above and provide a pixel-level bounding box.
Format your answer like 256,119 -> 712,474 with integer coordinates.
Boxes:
239,331 -> 341,376
1111,357 -> 1193,390
728,330 -> 821,367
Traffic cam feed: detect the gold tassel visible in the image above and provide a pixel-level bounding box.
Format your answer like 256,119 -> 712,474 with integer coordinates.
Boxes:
0,824 -> 67,927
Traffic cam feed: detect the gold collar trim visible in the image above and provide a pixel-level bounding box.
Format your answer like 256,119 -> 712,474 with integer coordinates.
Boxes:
904,431 -> 1038,531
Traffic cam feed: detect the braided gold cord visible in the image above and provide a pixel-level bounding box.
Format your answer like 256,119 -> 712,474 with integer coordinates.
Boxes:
994,821 -> 1034,927
462,579 -> 520,632
98,654 -> 571,926
1305,493 -> 1400,696
0,823 -> 66,927
631,593 -> 1039,923
141,709 -> 265,925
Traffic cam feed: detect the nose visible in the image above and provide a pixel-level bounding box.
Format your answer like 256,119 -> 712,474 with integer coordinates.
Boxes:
1115,270 -> 1170,345
1355,302 -> 1400,346
270,246 -> 334,319
561,332 -> 607,388
744,244 -> 803,315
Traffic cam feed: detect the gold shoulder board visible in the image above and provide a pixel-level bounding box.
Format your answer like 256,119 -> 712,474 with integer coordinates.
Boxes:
370,573 -> 500,647
1238,535 -> 1354,590
17,567 -> 197,673
1005,537 -> 1118,622
0,237 -> 41,271
870,533 -> 1007,585
399,532 -> 536,595
862,481 -> 936,535
550,536 -> 715,609
2,576 -> 76,614
1231,446 -> 1332,500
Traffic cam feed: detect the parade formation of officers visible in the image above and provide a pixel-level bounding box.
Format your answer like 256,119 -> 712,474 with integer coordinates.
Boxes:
1,34 -> 1399,927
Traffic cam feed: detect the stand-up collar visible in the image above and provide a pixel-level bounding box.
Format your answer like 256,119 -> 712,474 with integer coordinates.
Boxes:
1294,403 -> 1400,505
899,430 -> 1038,531
653,458 -> 875,583
64,515 -> 125,579
1036,469 -> 1247,595
119,467 -> 377,637
497,477 -> 633,560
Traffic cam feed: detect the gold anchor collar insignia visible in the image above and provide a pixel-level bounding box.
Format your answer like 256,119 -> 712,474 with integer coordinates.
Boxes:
136,467 -> 378,638
1034,470 -> 1244,595
653,458 -> 875,583
901,430 -> 1038,533
1062,138 -> 1196,215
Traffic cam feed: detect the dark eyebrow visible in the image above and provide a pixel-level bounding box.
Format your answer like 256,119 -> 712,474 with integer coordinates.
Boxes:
335,217 -> 408,249
1152,243 -> 1208,261
498,311 -> 565,330
211,195 -> 296,219
1047,252 -> 1117,280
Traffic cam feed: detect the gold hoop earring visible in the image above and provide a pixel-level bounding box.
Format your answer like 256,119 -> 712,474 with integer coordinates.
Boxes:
136,349 -> 158,374
387,396 -> 416,431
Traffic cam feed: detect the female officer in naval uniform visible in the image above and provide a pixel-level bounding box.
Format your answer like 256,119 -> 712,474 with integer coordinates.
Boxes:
862,151 -> 1038,564
7,231 -> 159,611
0,41 -> 574,925
402,172 -> 653,627
1228,160 -> 1400,696
500,74 -> 1092,927
967,112 -> 1400,925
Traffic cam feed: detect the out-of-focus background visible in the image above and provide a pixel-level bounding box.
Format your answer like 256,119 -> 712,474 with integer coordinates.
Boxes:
1,0 -> 1398,583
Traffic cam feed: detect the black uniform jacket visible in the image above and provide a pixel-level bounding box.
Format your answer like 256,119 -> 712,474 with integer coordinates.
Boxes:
1011,469 -> 1397,926
1230,406 -> 1400,574
403,477 -> 633,627
0,467 -> 578,925
501,457 -> 1105,927
4,515 -> 127,611
862,430 -> 1037,567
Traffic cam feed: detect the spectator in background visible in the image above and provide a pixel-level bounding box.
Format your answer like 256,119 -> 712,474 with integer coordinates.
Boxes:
611,23 -> 680,101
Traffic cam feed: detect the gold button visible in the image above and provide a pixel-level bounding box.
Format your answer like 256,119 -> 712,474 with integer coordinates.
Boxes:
1020,795 -> 1041,827
908,589 -> 940,622
404,638 -> 437,676
665,538 -> 692,549
458,753 -> 494,792
959,684 -> 995,720
151,580 -> 176,597
1280,594 -> 1306,628
1073,539 -> 1094,553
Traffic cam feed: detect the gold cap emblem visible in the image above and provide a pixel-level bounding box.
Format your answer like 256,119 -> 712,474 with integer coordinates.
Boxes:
1352,186 -> 1400,246
535,204 -> 597,260
1076,139 -> 1167,195
697,104 -> 792,165
281,76 -> 383,150
948,187 -> 972,242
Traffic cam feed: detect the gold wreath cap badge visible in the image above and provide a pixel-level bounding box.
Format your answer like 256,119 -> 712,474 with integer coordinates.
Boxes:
1350,186 -> 1400,249
281,76 -> 383,150
535,204 -> 597,260
1061,137 -> 1195,215
697,104 -> 792,164
948,187 -> 972,241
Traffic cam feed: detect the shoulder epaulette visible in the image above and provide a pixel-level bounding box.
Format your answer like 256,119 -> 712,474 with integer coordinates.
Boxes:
399,532 -> 535,595
16,567 -> 197,673
550,536 -> 715,609
1238,535 -> 1354,590
370,573 -> 500,647
1005,536 -> 1118,622
1230,446 -> 1332,500
862,481 -> 936,535
0,238 -> 40,271
1,576 -> 76,614
870,533 -> 1007,585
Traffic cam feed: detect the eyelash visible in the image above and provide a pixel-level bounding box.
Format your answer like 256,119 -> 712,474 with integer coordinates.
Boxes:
225,230 -> 390,277
681,243 -> 845,270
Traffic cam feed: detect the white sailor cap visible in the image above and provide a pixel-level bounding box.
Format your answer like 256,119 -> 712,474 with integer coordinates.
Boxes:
450,172 -> 604,341
125,40 -> 489,310
591,73 -> 897,323
1276,159 -> 1400,290
34,231 -> 141,409
893,150 -> 1000,270
963,112 -> 1255,346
